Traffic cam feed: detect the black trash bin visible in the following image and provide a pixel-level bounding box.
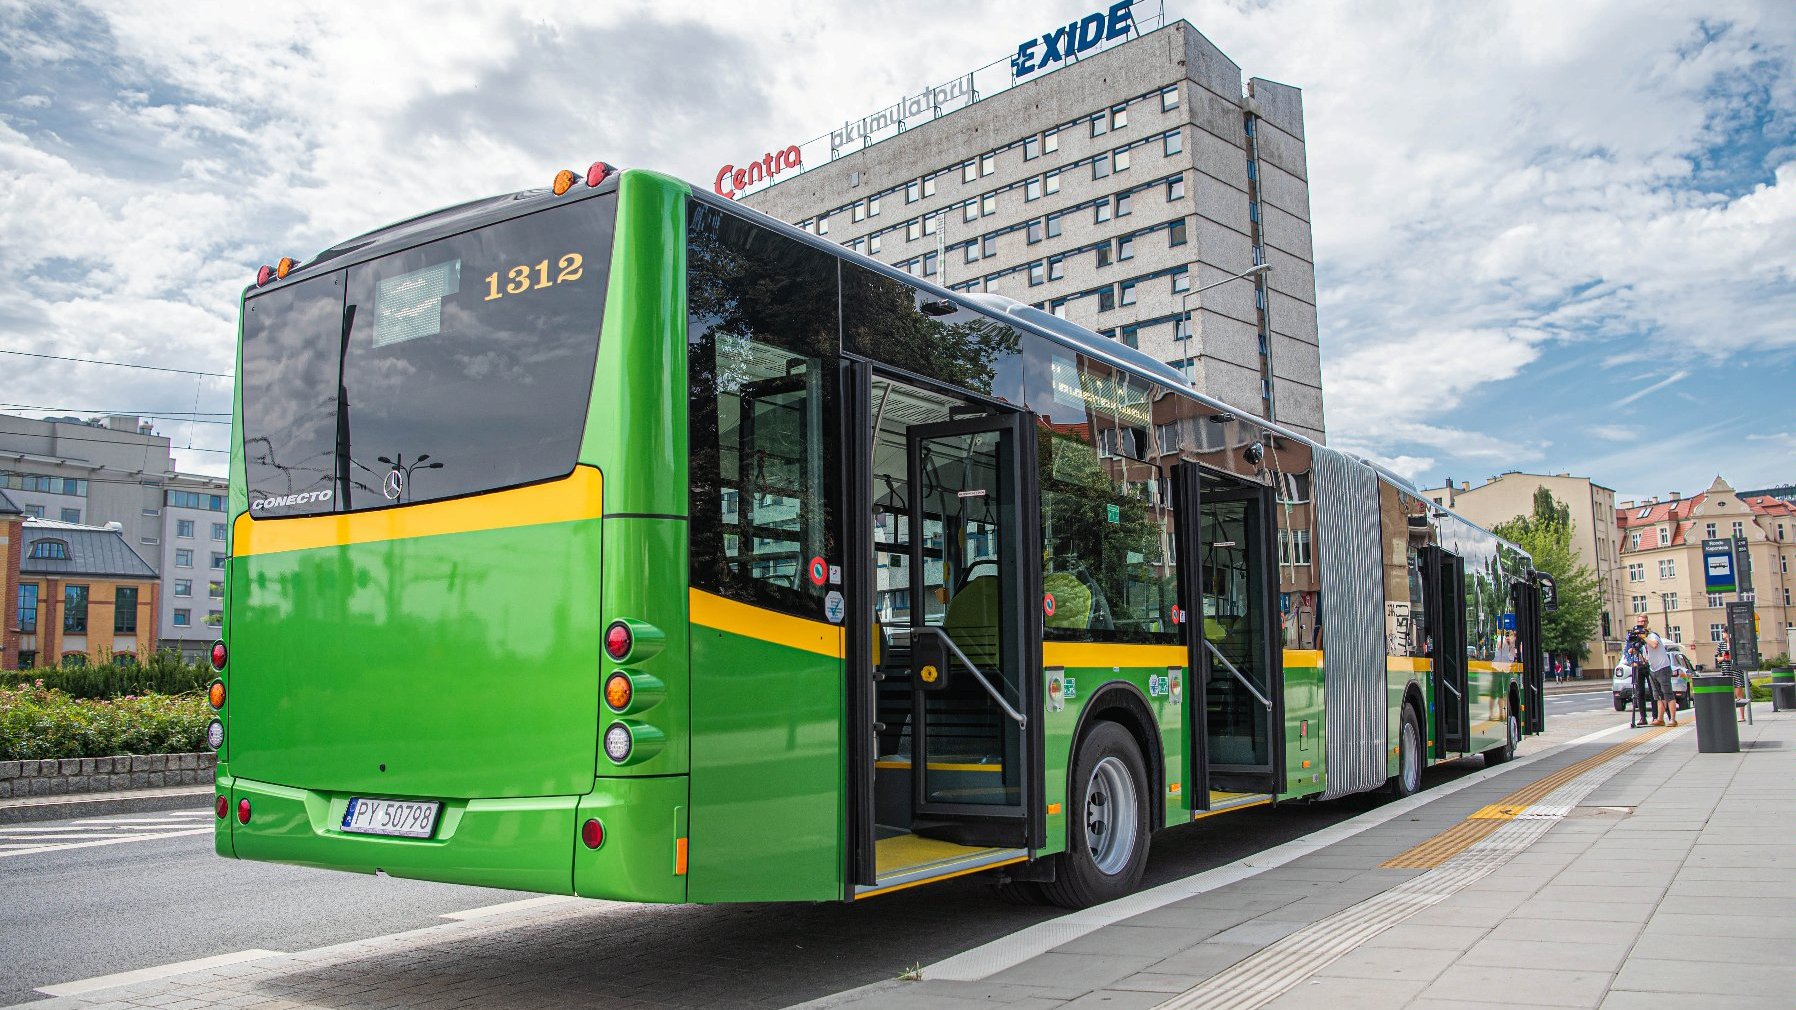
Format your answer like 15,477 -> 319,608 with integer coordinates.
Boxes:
1772,671 -> 1796,713
1692,674 -> 1740,754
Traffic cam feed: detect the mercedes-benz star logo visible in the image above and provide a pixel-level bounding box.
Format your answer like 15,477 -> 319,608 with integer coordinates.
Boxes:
383,469 -> 405,500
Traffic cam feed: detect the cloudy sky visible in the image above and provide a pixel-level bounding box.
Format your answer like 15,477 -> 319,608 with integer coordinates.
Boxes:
2,0 -> 1791,504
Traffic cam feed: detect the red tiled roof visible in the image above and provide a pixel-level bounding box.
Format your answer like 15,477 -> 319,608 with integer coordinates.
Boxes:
1615,493 -> 1704,530
1745,494 -> 1796,517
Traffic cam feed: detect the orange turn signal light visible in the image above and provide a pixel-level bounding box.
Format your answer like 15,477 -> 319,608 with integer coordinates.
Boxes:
552,169 -> 578,196
275,256 -> 297,279
208,680 -> 226,709
604,672 -> 633,712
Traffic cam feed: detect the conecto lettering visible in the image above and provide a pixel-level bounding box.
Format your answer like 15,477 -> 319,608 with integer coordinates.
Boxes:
714,145 -> 803,199
250,489 -> 333,512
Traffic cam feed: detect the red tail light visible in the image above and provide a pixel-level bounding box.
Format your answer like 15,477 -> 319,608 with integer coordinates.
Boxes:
216,795 -> 228,819
211,641 -> 227,671
237,798 -> 252,824
605,622 -> 632,661
581,818 -> 604,849
586,161 -> 614,188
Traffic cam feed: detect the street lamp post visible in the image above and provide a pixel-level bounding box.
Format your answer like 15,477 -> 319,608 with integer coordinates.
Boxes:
376,453 -> 444,503
1178,262 -> 1272,386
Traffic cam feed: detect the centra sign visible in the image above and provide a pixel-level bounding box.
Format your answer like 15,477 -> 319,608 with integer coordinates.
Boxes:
714,146 -> 802,200
1012,0 -> 1137,79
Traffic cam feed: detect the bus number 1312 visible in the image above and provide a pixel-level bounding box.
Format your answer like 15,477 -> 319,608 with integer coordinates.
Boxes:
484,253 -> 583,300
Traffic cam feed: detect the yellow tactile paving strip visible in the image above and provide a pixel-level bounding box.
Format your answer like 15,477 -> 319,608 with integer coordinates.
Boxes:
1381,728 -> 1670,869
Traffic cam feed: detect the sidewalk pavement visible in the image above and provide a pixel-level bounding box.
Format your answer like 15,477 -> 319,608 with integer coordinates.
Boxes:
817,710 -> 1794,1010
0,785 -> 212,825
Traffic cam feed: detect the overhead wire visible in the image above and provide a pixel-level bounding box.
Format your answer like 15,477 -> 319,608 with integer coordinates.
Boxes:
0,348 -> 231,378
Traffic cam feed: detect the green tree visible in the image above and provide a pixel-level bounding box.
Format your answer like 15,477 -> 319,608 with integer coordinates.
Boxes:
1493,488 -> 1604,661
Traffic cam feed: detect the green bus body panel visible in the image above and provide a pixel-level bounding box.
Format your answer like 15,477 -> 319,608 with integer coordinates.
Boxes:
688,625 -> 843,902
598,518 -> 691,778
227,519 -> 603,799
580,170 -> 689,516
575,775 -> 688,902
1280,658 -> 1325,799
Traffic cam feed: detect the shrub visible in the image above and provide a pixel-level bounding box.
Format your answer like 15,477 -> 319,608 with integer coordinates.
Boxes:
2,650 -> 213,700
0,683 -> 213,760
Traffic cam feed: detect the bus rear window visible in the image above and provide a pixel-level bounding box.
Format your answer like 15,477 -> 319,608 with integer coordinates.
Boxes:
242,194 -> 616,516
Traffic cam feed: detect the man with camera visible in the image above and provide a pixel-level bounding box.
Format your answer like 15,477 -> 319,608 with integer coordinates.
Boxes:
1625,616 -> 1654,728
1630,614 -> 1680,727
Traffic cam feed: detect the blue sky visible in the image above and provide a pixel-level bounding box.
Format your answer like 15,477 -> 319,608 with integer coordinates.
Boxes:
1,0 -> 1791,505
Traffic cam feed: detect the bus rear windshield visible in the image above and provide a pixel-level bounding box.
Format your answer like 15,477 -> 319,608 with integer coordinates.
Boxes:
241,194 -> 616,517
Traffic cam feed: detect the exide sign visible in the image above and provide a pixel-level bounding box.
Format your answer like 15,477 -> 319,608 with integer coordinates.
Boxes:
1011,0 -> 1136,79
714,146 -> 802,199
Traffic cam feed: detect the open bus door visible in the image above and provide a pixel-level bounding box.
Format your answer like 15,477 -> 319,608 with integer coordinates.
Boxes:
1517,576 -> 1551,734
1424,546 -> 1471,754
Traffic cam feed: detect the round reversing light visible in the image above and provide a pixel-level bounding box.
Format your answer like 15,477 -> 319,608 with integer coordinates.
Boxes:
581,818 -> 605,849
208,680 -> 226,709
205,719 -> 225,751
605,622 -> 633,662
604,673 -> 633,712
216,794 -> 228,819
603,723 -> 633,764
237,798 -> 252,824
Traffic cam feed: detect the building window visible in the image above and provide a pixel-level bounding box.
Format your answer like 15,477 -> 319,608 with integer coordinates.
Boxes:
176,549 -> 193,568
24,504 -> 43,518
173,609 -> 192,627
176,579 -> 193,597
1707,592 -> 1724,607
1028,261 -> 1045,286
1117,236 -> 1135,260
16,651 -> 34,669
59,507 -> 81,523
815,216 -> 829,235
1091,112 -> 1108,138
114,586 -> 138,633
28,540 -> 69,560
1175,317 -> 1191,340
1705,522 -> 1717,538
1113,147 -> 1131,172
1023,136 -> 1040,161
976,153 -> 992,177
1111,105 -> 1128,130
1630,532 -> 1641,550
211,522 -> 226,541
1168,219 -> 1187,246
981,193 -> 997,216
17,584 -> 37,634
922,251 -> 937,277
1096,244 -> 1112,268
1172,267 -> 1190,293
1048,257 -> 1066,281
64,584 -> 89,634
1161,86 -> 1179,111
906,220 -> 921,242
1050,300 -> 1067,318
1658,528 -> 1669,546
1045,171 -> 1061,195
982,235 -> 997,258
1658,559 -> 1676,578
923,214 -> 938,236
1628,562 -> 1644,582
1095,201 -> 1112,224
1670,625 -> 1683,643
963,202 -> 979,223
1026,177 -> 1042,202
1164,131 -> 1183,156
1119,280 -> 1138,305
205,610 -> 223,627
211,552 -> 226,570
1044,129 -> 1059,154
868,197 -> 880,217
1093,154 -> 1110,180
906,181 -> 919,203
1098,287 -> 1116,311
1115,192 -> 1133,217
1665,592 -> 1679,610
869,234 -> 882,254
1732,521 -> 1744,537
1785,587 -> 1793,607
62,652 -> 87,669
1168,176 -> 1185,201
1045,214 -> 1064,239
177,519 -> 195,538
853,202 -> 866,223
1027,220 -> 1044,244
962,161 -> 978,183
964,242 -> 981,265
1279,528 -> 1313,566
1710,623 -> 1726,643
1120,325 -> 1139,349
1631,595 -> 1648,614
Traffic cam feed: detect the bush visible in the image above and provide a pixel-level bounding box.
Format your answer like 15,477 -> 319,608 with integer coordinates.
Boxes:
2,651 -> 213,700
0,683 -> 213,760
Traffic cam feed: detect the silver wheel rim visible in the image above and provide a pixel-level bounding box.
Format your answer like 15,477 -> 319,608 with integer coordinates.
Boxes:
1402,719 -> 1421,792
1085,756 -> 1138,876
1508,713 -> 1520,751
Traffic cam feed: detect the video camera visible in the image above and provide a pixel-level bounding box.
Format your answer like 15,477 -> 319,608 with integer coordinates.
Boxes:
1623,625 -> 1649,667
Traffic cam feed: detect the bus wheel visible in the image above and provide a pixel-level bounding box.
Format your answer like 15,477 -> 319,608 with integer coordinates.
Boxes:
1389,704 -> 1423,798
1485,702 -> 1520,766
1041,721 -> 1149,909
992,880 -> 1044,905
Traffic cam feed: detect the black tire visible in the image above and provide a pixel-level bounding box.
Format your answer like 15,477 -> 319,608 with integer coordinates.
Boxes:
1613,696 -> 1627,712
1388,703 -> 1423,797
992,879 -> 1044,905
1484,696 -> 1520,766
1040,721 -> 1150,909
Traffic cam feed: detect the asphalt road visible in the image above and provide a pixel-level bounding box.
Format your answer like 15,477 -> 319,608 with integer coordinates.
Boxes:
0,709 -> 1613,1008
1545,686 -> 1619,716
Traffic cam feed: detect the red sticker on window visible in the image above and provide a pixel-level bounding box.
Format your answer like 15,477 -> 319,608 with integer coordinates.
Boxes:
1043,593 -> 1056,617
808,556 -> 828,586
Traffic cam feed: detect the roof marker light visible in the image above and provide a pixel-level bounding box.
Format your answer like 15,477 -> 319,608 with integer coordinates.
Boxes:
255,265 -> 274,287
552,169 -> 578,196
586,161 -> 615,188
275,256 -> 297,279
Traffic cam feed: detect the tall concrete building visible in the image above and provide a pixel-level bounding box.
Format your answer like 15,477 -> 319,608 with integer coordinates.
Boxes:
1,413 -> 226,660
1422,472 -> 1625,668
743,20 -> 1326,443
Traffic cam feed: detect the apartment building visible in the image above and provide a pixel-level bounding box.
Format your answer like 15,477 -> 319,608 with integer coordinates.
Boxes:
743,20 -> 1327,444
1422,472 -> 1625,667
1615,476 -> 1795,669
13,518 -> 160,669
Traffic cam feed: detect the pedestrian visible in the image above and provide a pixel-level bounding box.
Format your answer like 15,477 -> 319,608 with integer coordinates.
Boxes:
1626,616 -> 1654,728
1640,619 -> 1679,727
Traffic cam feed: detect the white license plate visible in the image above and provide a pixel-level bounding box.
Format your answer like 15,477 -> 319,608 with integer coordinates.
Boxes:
341,797 -> 440,839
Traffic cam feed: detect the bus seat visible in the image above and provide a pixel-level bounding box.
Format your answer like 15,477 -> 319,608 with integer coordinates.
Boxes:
1043,571 -> 1092,630
942,575 -> 1001,668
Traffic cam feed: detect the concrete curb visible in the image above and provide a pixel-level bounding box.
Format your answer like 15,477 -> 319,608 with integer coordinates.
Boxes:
0,784 -> 213,824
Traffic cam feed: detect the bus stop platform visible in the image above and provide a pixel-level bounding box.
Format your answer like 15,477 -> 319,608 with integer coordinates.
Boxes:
809,713 -> 1796,1010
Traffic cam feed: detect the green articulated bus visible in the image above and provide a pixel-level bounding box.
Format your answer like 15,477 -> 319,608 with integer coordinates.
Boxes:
214,164 -> 1550,907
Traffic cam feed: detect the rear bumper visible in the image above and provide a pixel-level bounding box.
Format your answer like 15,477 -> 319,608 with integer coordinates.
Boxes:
217,772 -> 688,902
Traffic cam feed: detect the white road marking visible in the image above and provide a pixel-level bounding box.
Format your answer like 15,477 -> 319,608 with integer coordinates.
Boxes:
36,949 -> 285,997
0,827 -> 212,859
440,894 -> 586,920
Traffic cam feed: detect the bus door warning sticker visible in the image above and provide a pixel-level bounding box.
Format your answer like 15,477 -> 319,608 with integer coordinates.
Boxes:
808,556 -> 828,586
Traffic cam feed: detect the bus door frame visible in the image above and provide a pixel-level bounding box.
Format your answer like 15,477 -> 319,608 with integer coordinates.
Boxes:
1515,580 -> 1546,734
1193,472 -> 1286,797
1424,546 -> 1471,754
1172,461 -> 1209,810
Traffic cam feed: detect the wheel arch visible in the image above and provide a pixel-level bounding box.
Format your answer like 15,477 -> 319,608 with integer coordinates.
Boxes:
1402,677 -> 1427,754
1069,679 -> 1166,832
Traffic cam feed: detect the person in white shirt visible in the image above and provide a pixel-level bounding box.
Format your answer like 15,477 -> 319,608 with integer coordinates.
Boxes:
1640,620 -> 1678,727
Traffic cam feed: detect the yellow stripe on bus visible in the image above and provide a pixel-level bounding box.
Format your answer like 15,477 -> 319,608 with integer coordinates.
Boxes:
1042,641 -> 1186,669
233,466 -> 604,557
688,588 -> 844,659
